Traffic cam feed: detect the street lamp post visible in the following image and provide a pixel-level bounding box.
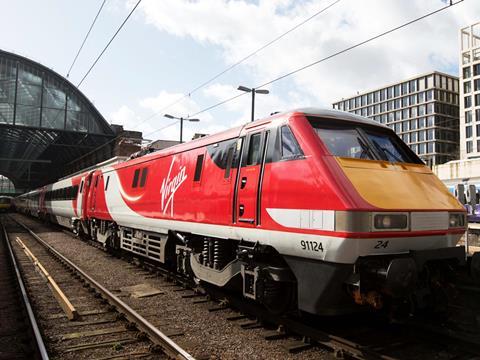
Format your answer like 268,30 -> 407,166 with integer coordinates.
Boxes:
237,85 -> 269,122
164,114 -> 200,143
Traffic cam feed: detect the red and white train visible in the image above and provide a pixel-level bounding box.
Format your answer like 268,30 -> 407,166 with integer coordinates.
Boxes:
15,108 -> 467,315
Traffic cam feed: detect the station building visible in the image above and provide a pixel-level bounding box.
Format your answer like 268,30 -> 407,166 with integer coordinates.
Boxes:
0,49 -> 143,191
433,21 -> 480,187
459,22 -> 480,159
332,72 -> 460,167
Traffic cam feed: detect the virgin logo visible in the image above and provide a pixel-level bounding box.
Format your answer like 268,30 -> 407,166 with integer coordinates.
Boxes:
160,157 -> 187,216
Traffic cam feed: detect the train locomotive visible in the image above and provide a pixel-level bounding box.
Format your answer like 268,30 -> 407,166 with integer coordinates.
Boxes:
15,108 -> 467,316
0,196 -> 12,212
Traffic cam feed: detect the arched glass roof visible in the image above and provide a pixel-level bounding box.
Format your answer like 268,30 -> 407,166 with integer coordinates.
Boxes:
0,49 -> 115,190
0,175 -> 15,195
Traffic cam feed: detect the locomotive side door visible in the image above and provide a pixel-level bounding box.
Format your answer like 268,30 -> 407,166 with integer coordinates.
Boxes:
80,172 -> 93,219
88,172 -> 100,215
235,131 -> 268,226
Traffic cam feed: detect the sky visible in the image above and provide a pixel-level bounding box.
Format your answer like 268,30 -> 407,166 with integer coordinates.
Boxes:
1,0 -> 479,142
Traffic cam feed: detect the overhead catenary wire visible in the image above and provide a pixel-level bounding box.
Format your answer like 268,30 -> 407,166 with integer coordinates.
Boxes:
77,0 -> 142,88
75,119 -> 181,163
77,0 -> 460,158
67,0 -> 107,78
133,0 -> 342,129
182,0 -> 464,119
143,120 -> 181,138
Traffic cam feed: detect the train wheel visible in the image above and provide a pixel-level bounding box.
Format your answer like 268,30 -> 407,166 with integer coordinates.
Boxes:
261,276 -> 296,315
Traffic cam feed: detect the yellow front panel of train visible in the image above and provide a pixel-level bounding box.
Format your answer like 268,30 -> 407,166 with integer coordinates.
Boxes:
336,157 -> 463,211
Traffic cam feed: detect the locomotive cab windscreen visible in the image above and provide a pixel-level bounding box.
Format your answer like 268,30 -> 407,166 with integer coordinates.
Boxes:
308,118 -> 422,164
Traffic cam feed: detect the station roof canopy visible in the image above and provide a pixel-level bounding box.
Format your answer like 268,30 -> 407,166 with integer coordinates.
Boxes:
0,49 -> 115,191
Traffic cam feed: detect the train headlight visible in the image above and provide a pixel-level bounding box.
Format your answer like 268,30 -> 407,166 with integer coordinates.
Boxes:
373,214 -> 408,230
449,213 -> 465,228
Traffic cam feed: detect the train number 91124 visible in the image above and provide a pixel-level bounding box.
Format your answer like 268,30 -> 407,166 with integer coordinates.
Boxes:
300,240 -> 324,252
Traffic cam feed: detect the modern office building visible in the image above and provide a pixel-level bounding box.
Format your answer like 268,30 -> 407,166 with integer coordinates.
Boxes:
433,21 -> 480,187
459,22 -> 480,159
332,71 -> 460,166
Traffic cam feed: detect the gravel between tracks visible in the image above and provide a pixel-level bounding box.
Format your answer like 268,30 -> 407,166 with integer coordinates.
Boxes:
6,218 -> 162,360
12,214 -> 328,359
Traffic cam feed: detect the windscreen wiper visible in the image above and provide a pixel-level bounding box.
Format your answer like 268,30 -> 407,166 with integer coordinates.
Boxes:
372,140 -> 402,162
357,137 -> 372,159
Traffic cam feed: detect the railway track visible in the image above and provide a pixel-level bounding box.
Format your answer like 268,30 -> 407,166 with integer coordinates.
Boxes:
202,284 -> 480,359
2,215 -> 193,360
0,218 -> 48,360
10,213 -> 480,359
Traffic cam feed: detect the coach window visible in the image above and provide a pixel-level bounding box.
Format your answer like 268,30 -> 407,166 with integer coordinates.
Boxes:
132,169 -> 140,188
79,180 -> 84,193
281,126 -> 303,159
247,133 -> 261,166
140,168 -> 148,187
194,154 -> 204,181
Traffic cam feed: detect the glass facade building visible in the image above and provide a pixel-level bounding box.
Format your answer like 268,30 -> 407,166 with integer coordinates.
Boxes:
0,52 -> 109,133
0,49 -> 115,190
0,175 -> 15,194
332,72 -> 460,167
460,22 -> 480,159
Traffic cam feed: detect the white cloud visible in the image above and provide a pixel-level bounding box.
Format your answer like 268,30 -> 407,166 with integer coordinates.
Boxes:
136,0 -> 480,107
111,0 -> 480,144
140,90 -> 205,119
110,89 -> 229,142
109,105 -> 140,129
202,82 -> 312,127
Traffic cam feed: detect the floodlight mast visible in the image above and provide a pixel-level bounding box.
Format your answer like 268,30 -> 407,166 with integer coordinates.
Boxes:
163,114 -> 200,143
237,86 -> 269,122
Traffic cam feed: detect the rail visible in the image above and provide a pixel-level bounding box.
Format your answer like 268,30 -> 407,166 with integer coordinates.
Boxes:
15,236 -> 79,320
1,219 -> 49,360
9,216 -> 195,360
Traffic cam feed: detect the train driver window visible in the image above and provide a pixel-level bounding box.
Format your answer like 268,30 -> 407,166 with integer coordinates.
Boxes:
79,180 -> 84,193
247,133 -> 261,166
313,126 -> 375,160
281,126 -> 303,159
